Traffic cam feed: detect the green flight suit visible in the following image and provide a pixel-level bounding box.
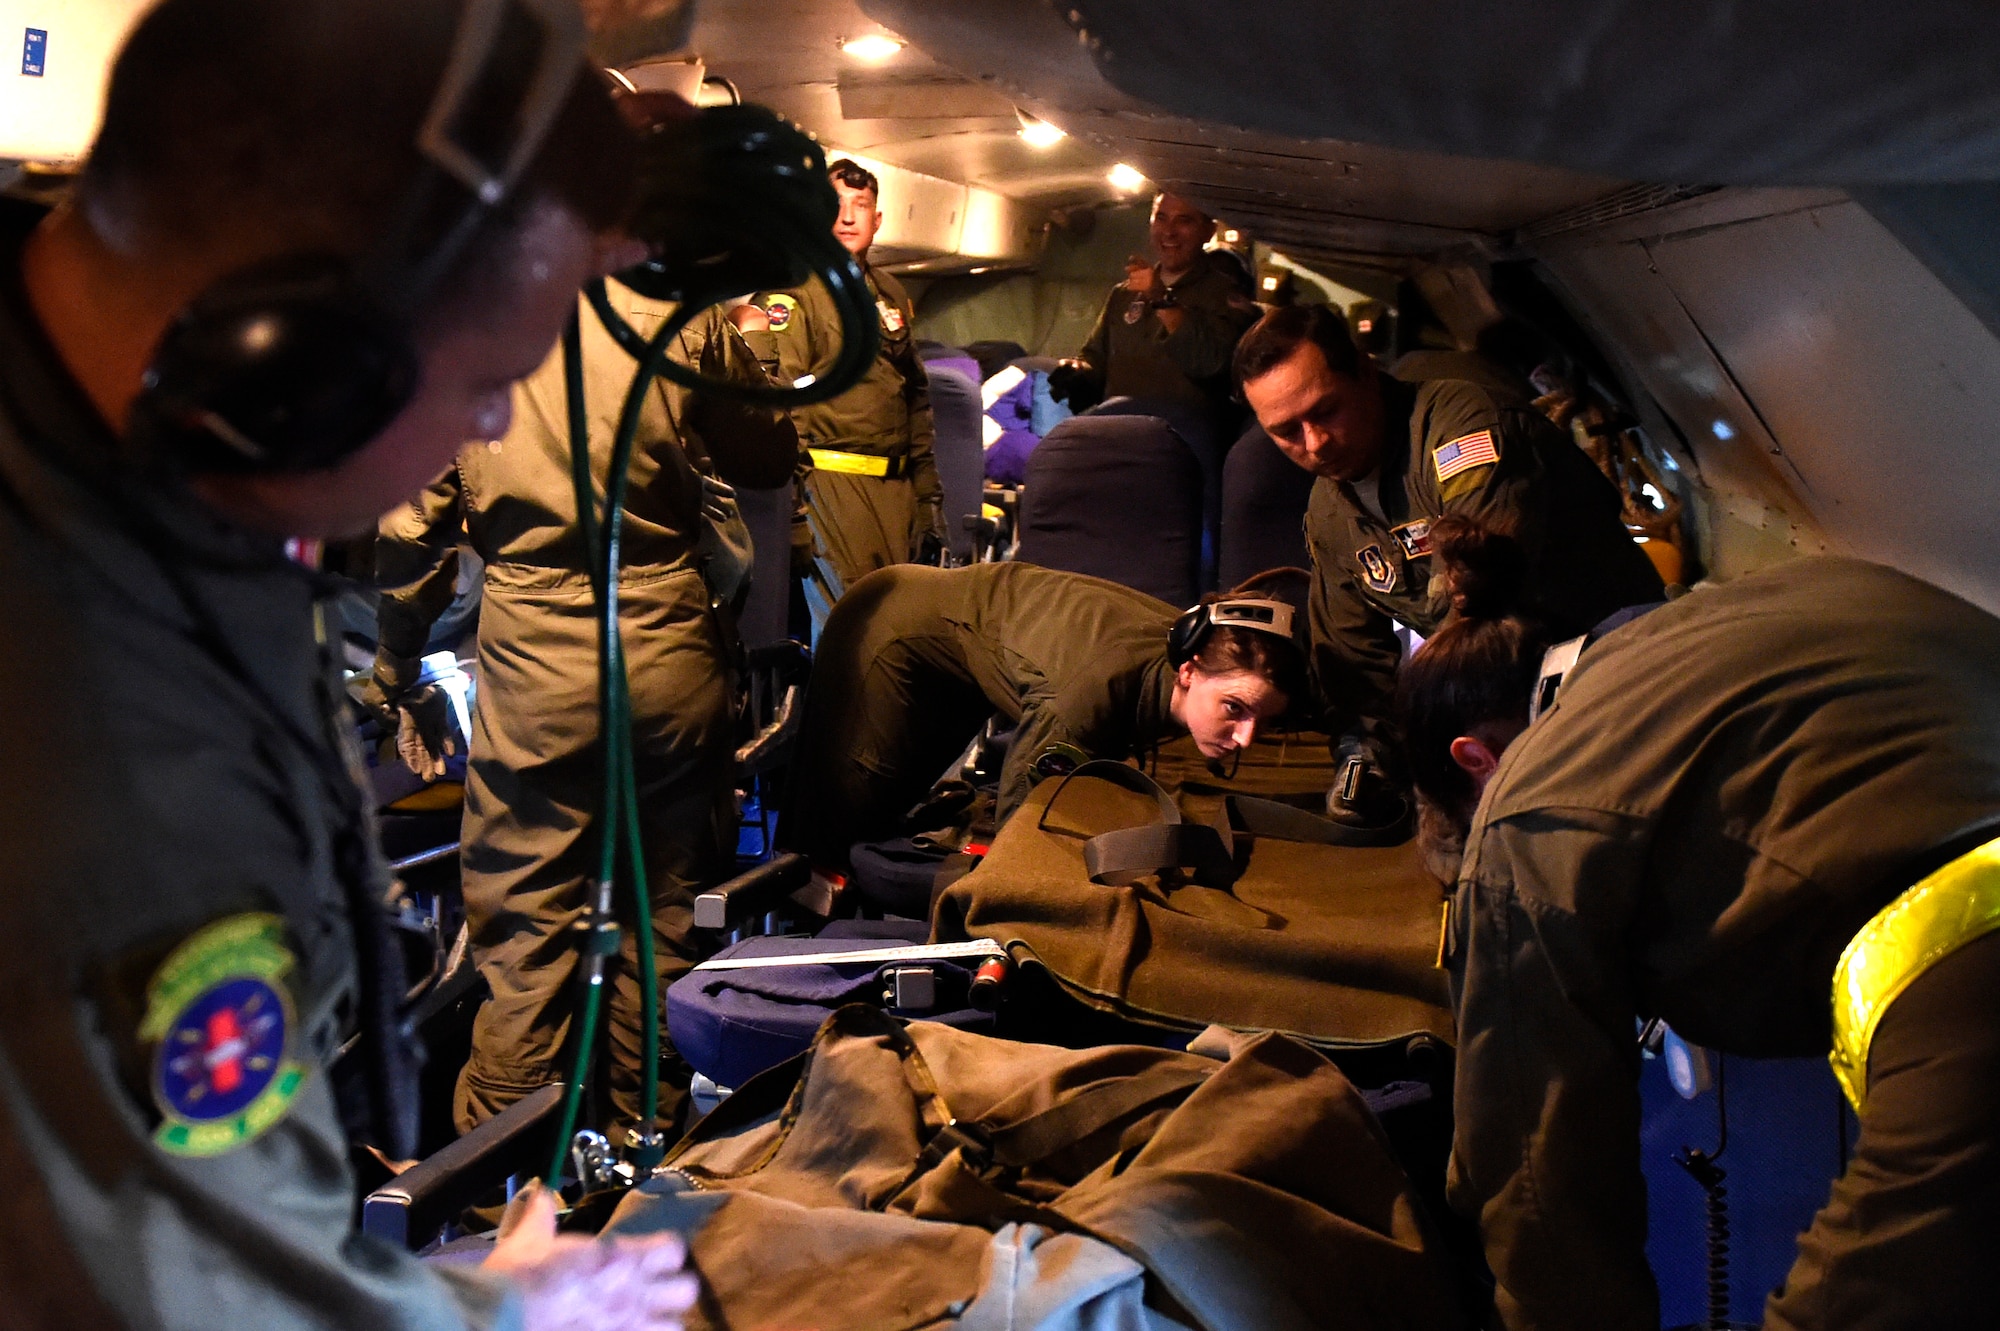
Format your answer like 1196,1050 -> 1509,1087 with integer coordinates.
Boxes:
1074,249 -> 1259,434
780,563 -> 1180,867
375,284 -> 794,1136
1305,354 -> 1664,770
0,201 -> 517,1325
744,265 -> 940,592
1447,557 -> 2000,1331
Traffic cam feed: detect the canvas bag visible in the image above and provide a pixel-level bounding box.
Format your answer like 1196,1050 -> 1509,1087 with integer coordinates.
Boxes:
606,1006 -> 1467,1331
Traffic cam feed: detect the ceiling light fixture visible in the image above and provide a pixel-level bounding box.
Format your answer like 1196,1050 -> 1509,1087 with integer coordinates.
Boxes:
838,33 -> 904,62
1016,110 -> 1067,149
1107,162 -> 1147,192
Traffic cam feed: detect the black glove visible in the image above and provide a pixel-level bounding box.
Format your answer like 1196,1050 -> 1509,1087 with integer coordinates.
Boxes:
1046,361 -> 1102,411
1325,750 -> 1410,832
393,684 -> 457,783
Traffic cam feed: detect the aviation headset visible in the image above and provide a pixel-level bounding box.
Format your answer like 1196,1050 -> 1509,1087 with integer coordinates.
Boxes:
125,0 -> 589,476
1167,596 -> 1299,668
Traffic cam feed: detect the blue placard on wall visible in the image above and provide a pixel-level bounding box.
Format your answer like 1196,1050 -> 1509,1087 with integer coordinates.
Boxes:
22,27 -> 47,77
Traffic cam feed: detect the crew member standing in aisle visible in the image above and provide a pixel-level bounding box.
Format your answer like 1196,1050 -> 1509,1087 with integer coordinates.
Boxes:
376,281 -> 794,1141
0,0 -> 695,1323
1235,303 -> 1663,829
733,159 -> 942,595
1050,190 -> 1260,437
1399,541 -> 2000,1331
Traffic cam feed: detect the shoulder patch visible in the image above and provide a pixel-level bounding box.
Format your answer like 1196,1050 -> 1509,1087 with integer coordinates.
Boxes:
762,293 -> 799,331
139,914 -> 307,1158
1356,543 -> 1398,593
1032,742 -> 1091,780
1433,430 -> 1499,487
1390,519 -> 1433,560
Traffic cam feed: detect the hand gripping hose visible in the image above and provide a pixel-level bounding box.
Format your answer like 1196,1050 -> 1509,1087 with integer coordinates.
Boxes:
543,103 -> 878,1187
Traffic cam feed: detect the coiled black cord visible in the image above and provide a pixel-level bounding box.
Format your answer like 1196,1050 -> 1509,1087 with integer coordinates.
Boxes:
608,102 -> 880,403
1675,1055 -> 1731,1330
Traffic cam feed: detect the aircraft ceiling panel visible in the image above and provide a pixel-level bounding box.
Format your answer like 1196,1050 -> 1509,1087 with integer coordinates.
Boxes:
861,0 -> 1627,254
687,0 -> 1113,206
1064,0 -> 2000,187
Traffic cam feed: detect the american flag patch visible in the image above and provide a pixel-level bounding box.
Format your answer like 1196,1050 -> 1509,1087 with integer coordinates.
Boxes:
1434,430 -> 1498,484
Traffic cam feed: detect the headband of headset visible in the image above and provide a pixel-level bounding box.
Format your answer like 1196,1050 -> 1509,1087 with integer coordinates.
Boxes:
128,0 -> 588,477
1168,597 -> 1299,667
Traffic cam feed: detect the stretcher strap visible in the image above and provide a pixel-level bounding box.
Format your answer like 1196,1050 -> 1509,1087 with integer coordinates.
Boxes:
974,1065 -> 1207,1169
1084,823 -> 1234,888
1045,763 -> 1405,889
692,939 -> 1005,972
1227,793 -> 1411,848
1830,833 -> 2000,1110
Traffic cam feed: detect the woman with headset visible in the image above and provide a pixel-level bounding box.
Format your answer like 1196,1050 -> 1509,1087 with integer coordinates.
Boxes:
1397,518 -> 2000,1331
779,562 -> 1308,870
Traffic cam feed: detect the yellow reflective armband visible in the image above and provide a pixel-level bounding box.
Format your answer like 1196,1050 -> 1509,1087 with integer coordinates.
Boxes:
808,448 -> 904,478
1829,834 -> 2000,1110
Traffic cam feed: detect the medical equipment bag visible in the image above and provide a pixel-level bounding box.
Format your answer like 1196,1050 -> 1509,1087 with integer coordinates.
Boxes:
604,1005 -> 1469,1331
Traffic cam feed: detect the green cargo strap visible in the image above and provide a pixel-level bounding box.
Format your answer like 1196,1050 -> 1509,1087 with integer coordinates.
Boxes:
1830,833 -> 2000,1110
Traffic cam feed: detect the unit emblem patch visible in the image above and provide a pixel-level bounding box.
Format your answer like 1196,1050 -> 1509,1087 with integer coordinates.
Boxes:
140,914 -> 306,1158
877,299 -> 905,334
1123,299 -> 1147,325
1433,430 -> 1498,486
762,293 -> 798,331
1032,742 -> 1091,780
1357,543 -> 1398,593
1390,519 -> 1434,560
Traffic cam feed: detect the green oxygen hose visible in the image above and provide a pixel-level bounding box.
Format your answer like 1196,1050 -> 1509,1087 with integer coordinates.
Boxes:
539,100 -> 882,1189
544,302 -> 703,1186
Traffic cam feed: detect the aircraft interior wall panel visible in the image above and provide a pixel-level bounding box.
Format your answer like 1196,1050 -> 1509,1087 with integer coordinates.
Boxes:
1538,238 -> 1832,582
1637,200 -> 2000,613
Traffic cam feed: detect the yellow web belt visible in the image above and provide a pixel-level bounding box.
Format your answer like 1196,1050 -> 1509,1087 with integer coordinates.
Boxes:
807,447 -> 906,479
1829,833 -> 2000,1110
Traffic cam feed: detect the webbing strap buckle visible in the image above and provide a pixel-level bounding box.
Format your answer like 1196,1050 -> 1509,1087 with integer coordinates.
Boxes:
920,1117 -> 993,1170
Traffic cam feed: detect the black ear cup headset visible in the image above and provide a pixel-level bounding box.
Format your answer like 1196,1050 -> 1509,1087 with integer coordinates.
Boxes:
1168,596 -> 1300,667
78,0 -> 891,1177
125,0 -> 588,477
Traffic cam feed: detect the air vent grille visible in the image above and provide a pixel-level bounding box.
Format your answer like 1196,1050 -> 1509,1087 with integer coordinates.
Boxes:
1522,183 -> 1722,240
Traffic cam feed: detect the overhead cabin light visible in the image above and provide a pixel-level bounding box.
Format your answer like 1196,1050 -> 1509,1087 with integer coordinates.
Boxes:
1107,162 -> 1147,192
1016,110 -> 1067,149
838,33 -> 904,62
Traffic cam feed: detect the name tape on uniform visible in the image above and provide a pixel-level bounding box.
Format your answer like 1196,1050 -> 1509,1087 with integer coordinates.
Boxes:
693,939 -> 1005,972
